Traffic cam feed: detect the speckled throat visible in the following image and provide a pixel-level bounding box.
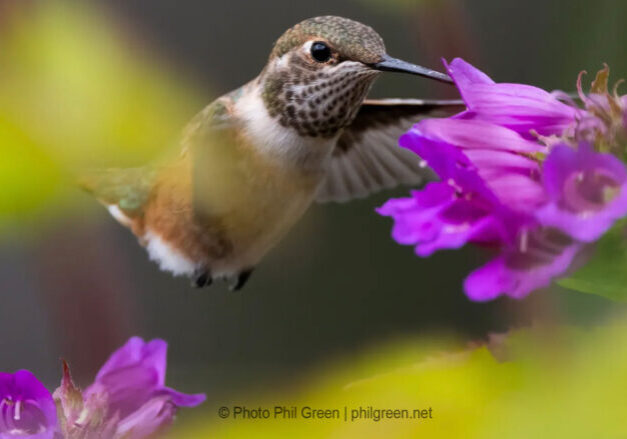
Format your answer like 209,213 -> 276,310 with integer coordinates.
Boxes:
261,57 -> 379,138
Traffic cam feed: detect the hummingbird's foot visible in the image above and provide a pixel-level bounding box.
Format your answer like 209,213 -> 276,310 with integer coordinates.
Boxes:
192,269 -> 213,288
229,269 -> 254,291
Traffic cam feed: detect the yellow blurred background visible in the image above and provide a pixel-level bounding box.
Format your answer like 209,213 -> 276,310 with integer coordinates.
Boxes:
175,319 -> 627,438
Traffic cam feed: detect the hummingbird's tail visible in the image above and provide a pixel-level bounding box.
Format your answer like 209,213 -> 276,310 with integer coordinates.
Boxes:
78,167 -> 156,215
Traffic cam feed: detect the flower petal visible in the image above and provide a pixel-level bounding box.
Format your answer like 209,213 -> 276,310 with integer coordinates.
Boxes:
464,228 -> 582,301
81,337 -> 206,438
444,57 -> 495,91
158,388 -> 206,408
446,58 -> 580,137
0,370 -> 57,439
410,118 -> 543,154
114,397 -> 175,439
94,338 -> 167,386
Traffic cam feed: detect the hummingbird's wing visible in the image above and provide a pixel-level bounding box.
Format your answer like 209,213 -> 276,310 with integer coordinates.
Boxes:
316,98 -> 464,203
79,96 -> 237,226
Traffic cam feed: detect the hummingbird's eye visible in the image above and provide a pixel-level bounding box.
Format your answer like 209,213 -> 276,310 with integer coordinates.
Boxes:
310,42 -> 332,63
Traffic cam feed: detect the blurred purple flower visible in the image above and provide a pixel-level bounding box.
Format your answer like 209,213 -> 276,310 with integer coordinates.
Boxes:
54,337 -> 206,439
85,337 -> 205,418
379,58 -> 627,301
0,370 -> 58,439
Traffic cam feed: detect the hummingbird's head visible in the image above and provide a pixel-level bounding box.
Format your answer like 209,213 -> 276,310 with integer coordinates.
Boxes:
259,16 -> 451,138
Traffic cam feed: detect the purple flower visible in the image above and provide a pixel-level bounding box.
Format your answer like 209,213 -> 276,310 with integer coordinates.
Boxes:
378,99 -> 546,261
377,181 -> 498,257
85,337 -> 205,417
379,58 -> 627,301
55,337 -> 206,439
0,370 -> 57,439
402,119 -> 547,212
377,127 -> 534,257
447,58 -> 580,138
537,143 -> 627,241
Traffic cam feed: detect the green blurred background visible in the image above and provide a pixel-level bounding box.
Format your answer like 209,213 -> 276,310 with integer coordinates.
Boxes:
1,0 -> 626,436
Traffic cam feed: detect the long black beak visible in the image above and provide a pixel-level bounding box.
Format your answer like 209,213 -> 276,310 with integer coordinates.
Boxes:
373,55 -> 453,84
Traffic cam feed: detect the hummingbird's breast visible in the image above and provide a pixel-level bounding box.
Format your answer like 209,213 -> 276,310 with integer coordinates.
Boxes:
208,86 -> 333,269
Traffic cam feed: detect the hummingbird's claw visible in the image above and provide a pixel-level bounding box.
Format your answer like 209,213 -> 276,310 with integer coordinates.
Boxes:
192,269 -> 213,288
229,269 -> 254,291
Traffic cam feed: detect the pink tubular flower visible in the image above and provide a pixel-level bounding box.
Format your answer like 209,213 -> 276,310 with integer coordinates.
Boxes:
85,337 -> 205,419
54,337 -> 206,439
379,58 -> 627,301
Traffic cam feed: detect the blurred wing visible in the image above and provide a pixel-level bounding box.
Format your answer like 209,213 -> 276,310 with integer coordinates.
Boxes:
316,98 -> 464,203
79,92 -> 241,221
181,91 -> 241,149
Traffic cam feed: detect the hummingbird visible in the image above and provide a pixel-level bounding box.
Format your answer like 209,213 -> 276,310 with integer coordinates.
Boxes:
81,16 -> 463,290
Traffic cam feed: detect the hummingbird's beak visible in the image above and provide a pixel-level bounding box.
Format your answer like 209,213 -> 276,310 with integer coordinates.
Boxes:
372,55 -> 453,84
